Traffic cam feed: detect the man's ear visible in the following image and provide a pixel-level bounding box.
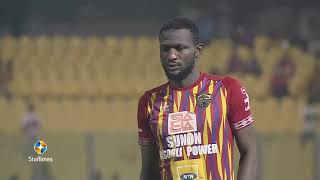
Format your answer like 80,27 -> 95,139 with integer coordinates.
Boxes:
195,44 -> 204,58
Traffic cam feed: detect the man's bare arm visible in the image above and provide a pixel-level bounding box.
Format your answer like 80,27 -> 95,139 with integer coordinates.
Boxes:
140,144 -> 161,180
235,125 -> 257,180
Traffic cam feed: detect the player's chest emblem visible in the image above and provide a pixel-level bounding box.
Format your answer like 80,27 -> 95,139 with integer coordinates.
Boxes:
196,93 -> 211,109
168,111 -> 197,135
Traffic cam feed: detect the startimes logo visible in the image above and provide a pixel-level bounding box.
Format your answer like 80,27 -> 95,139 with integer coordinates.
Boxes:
28,140 -> 53,162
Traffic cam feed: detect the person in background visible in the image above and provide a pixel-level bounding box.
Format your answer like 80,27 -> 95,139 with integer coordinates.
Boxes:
244,52 -> 262,77
227,46 -> 244,74
21,103 -> 53,180
270,52 -> 296,99
0,60 -> 13,99
22,103 -> 41,147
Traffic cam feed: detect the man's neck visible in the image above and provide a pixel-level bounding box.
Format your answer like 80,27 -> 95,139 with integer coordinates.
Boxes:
169,71 -> 200,89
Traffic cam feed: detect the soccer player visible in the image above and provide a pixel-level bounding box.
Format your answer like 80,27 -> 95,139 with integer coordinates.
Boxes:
137,17 -> 257,180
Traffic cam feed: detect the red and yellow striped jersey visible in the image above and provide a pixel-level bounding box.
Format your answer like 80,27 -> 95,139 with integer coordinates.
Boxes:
137,73 -> 254,180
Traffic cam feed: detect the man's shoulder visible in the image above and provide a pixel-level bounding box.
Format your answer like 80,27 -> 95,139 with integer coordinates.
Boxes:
139,82 -> 169,101
145,82 -> 169,94
203,73 -> 242,89
203,73 -> 239,83
202,72 -> 223,81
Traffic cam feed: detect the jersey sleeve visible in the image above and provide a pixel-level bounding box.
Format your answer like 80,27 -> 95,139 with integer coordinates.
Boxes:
223,76 -> 254,131
137,93 -> 155,145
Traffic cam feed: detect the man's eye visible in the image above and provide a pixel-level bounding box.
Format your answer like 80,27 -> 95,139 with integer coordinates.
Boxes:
176,46 -> 184,51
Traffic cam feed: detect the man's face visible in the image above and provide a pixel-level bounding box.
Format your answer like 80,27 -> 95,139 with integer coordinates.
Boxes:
159,29 -> 200,81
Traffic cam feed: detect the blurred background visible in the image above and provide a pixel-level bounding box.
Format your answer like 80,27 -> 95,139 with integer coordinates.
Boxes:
0,0 -> 320,179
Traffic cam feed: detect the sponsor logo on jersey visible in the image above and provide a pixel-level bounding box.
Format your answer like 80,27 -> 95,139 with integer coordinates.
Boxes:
180,173 -> 198,180
168,111 -> 197,135
177,165 -> 199,180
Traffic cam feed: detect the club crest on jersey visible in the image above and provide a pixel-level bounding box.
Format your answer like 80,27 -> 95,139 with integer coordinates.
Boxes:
196,94 -> 211,109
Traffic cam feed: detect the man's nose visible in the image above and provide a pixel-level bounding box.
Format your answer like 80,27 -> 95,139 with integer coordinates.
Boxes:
168,48 -> 178,61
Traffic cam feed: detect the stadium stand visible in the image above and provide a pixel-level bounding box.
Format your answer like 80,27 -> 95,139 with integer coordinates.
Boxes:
0,35 -> 319,180
0,35 -> 319,132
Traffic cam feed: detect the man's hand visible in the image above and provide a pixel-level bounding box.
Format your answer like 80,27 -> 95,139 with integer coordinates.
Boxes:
140,144 -> 161,180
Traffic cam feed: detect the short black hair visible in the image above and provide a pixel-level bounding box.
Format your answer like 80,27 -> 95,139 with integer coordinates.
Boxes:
159,17 -> 200,45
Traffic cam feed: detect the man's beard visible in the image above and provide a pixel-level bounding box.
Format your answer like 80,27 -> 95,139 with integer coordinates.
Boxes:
163,59 -> 195,81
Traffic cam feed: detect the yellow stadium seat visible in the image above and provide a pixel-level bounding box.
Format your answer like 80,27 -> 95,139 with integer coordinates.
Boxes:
237,46 -> 252,61
86,36 -> 104,58
103,36 -> 119,57
16,36 -> 35,60
51,36 -> 66,59
34,36 -> 51,57
32,70 -> 50,97
0,36 -> 17,60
